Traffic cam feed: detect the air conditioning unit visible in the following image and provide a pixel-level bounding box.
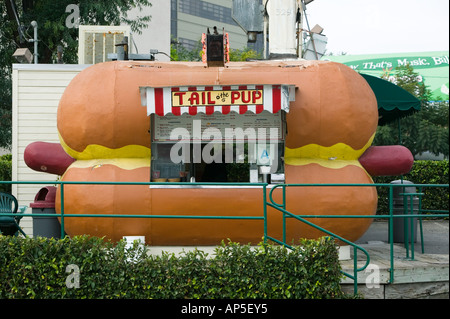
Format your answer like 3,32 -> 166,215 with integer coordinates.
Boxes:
78,25 -> 131,64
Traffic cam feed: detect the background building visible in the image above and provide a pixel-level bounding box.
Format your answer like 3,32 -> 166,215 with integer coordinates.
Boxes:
170,0 -> 264,55
127,0 -> 171,61
122,0 -> 264,61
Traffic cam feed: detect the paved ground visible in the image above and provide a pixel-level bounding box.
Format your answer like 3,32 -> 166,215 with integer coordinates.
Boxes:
145,219 -> 448,257
356,219 -> 449,255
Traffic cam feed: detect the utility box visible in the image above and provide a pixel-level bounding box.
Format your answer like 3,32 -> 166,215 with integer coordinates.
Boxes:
30,186 -> 63,238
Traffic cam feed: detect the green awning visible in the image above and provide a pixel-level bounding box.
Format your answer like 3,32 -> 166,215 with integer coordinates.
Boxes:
361,73 -> 421,126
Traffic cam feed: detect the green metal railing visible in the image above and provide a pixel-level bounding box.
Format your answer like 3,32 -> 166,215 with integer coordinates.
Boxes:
265,183 -> 371,295
1,180 -> 448,295
264,183 -> 448,288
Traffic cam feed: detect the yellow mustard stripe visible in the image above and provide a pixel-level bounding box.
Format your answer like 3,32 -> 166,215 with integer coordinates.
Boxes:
68,158 -> 150,171
285,133 -> 374,161
285,158 -> 363,170
284,133 -> 375,170
59,132 -> 151,160
284,157 -> 374,182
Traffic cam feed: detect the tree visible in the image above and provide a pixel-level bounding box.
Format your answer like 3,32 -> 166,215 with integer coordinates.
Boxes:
373,64 -> 449,158
3,0 -> 152,63
0,0 -> 152,149
0,3 -> 17,150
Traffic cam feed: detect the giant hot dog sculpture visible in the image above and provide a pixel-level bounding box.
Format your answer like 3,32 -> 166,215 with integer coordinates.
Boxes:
24,60 -> 413,245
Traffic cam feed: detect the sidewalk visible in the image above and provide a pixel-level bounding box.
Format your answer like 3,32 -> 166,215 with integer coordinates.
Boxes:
341,219 -> 449,299
356,219 -> 449,255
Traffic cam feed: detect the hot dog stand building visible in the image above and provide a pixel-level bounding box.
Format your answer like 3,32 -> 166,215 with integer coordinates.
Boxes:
52,57 -> 390,246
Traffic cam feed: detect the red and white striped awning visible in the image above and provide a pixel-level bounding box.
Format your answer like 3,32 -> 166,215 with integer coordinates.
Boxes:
140,84 -> 295,116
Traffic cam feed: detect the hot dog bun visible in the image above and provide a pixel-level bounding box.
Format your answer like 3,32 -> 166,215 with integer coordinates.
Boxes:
57,60 -> 377,159
56,60 -> 380,244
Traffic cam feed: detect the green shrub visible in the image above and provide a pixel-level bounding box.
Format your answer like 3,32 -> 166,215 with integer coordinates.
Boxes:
0,235 -> 345,299
0,154 -> 12,193
373,160 -> 449,214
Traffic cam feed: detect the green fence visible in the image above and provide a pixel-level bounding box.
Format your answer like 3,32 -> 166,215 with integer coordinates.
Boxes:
1,180 -> 448,296
265,182 -> 448,293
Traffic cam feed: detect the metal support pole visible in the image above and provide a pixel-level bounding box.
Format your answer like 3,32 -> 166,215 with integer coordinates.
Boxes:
31,21 -> 38,64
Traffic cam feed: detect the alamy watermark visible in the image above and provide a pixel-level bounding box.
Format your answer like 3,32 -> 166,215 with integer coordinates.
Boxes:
168,120 -> 280,172
365,263 -> 380,289
65,4 -> 80,28
65,264 -> 80,288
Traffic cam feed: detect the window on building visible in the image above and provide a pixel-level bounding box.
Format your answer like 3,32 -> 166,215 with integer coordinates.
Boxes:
150,112 -> 286,184
178,0 -> 237,26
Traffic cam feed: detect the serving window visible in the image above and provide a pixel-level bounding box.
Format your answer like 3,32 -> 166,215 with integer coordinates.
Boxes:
140,84 -> 295,186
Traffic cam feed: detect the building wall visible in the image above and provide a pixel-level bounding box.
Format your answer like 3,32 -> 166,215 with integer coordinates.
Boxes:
12,64 -> 88,236
126,0 -> 171,61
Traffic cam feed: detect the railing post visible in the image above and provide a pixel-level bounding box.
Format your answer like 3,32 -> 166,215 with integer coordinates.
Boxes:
409,193 -> 415,260
263,184 -> 267,244
353,246 -> 358,295
282,184 -> 286,245
418,186 -> 424,253
60,182 -> 65,239
403,193 -> 410,258
389,184 -> 394,284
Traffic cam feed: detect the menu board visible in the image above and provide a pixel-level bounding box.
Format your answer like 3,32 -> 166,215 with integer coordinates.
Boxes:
153,111 -> 283,142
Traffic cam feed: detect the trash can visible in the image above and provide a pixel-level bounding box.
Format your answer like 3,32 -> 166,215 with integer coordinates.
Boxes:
391,180 -> 419,243
30,186 -> 63,238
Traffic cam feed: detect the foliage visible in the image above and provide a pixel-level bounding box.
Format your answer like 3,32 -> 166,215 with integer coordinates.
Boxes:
170,39 -> 203,62
373,64 -> 449,158
0,100 -> 12,150
373,160 -> 449,214
227,163 -> 250,182
0,235 -> 346,299
0,6 -> 16,150
0,154 -> 12,193
0,0 -> 152,148
228,47 -> 262,61
4,0 -> 152,64
391,64 -> 432,102
171,38 -> 261,62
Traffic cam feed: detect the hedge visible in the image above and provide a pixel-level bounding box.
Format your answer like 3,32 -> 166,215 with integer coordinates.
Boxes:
373,160 -> 449,214
0,235 -> 346,299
